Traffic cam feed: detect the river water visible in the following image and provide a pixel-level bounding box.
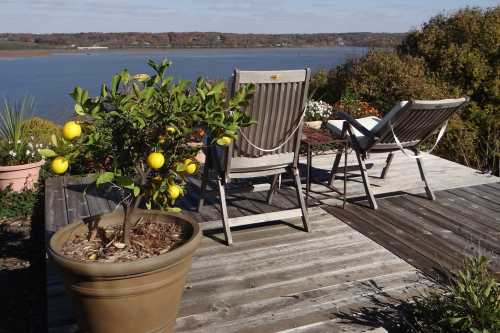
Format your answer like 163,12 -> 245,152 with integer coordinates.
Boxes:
0,47 -> 369,123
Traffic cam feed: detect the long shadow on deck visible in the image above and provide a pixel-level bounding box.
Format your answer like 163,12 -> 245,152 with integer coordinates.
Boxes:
323,183 -> 500,282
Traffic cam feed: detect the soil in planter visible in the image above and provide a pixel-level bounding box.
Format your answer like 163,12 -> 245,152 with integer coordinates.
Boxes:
61,218 -> 187,263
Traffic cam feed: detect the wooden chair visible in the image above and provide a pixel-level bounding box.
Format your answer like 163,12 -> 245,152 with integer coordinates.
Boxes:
198,69 -> 312,245
326,98 -> 469,209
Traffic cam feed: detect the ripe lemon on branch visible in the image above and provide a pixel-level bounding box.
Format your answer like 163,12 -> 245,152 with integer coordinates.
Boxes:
62,121 -> 81,141
51,156 -> 69,174
217,136 -> 232,146
147,152 -> 165,170
167,184 -> 182,199
183,158 -> 197,175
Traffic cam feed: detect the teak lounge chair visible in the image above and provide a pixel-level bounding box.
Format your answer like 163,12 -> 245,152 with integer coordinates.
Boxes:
326,97 -> 469,210
198,69 -> 312,245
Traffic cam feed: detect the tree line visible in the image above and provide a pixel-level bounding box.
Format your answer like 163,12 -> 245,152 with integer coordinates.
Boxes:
0,32 -> 405,49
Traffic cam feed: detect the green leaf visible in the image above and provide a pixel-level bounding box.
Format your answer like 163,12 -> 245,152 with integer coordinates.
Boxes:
90,105 -> 100,116
96,172 -> 115,186
449,317 -> 465,324
100,83 -> 108,97
176,163 -> 186,172
50,134 -> 58,147
197,88 -> 206,100
38,148 -> 57,158
110,74 -> 120,96
81,90 -> 89,104
74,104 -> 85,115
120,69 -> 130,84
167,207 -> 182,213
141,87 -> 155,101
146,201 -> 152,209
115,176 -> 134,189
132,83 -> 141,97
133,186 -> 140,197
70,86 -> 83,104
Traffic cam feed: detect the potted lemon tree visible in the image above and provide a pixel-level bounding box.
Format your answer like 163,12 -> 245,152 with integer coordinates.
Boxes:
41,59 -> 254,333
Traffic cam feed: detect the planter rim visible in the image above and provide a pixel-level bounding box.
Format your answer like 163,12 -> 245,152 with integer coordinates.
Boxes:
48,209 -> 202,278
0,159 -> 45,172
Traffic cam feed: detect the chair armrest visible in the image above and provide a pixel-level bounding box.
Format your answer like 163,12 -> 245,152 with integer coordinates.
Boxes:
335,112 -> 375,138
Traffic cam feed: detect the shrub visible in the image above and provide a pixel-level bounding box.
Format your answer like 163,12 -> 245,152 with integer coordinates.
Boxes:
324,50 -> 455,113
309,69 -> 329,100
22,116 -> 60,146
400,6 -> 500,173
406,256 -> 500,333
400,7 -> 499,107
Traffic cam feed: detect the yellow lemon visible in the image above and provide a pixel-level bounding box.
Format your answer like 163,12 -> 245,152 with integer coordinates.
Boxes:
166,126 -> 176,134
216,136 -> 232,146
62,121 -> 82,141
167,184 -> 181,199
183,158 -> 197,174
147,152 -> 165,170
51,156 -> 69,174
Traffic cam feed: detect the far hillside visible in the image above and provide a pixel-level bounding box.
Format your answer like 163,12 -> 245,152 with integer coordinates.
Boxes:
0,32 -> 405,50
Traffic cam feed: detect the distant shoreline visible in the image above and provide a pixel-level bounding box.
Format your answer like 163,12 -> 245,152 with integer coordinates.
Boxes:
0,45 -> 374,59
0,49 -> 54,59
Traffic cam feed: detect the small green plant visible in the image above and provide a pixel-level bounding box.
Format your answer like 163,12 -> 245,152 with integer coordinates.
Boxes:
0,97 -> 46,166
406,256 -> 500,333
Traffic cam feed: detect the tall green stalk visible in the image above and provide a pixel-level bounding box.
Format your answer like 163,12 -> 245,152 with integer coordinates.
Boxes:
0,96 -> 35,157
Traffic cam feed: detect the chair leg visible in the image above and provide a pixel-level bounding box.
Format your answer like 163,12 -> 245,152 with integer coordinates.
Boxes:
216,178 -> 233,245
266,174 -> 279,204
355,150 -> 378,210
197,162 -> 210,212
414,150 -> 436,201
328,147 -> 344,186
380,152 -> 394,179
292,167 -> 311,232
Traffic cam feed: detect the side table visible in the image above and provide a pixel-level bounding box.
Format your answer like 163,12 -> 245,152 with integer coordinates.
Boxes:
301,126 -> 348,208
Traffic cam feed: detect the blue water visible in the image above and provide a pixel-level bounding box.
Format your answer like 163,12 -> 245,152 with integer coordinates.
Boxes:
0,47 -> 368,123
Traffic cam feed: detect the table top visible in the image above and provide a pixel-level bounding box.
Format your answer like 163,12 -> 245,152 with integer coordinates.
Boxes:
301,126 -> 346,145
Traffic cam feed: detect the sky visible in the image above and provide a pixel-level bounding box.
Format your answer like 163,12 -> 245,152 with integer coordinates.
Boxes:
0,0 -> 497,34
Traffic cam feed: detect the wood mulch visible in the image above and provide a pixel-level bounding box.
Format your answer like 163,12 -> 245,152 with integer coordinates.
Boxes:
61,218 -> 187,263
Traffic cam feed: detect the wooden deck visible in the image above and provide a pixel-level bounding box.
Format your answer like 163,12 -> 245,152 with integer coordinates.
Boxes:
326,183 -> 500,280
45,151 -> 500,332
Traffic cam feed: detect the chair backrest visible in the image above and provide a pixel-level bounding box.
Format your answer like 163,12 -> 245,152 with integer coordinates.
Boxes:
230,69 -> 311,159
371,97 -> 469,148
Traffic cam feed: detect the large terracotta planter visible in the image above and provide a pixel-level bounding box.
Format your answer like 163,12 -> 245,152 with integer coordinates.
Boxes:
0,160 -> 44,191
49,210 -> 202,333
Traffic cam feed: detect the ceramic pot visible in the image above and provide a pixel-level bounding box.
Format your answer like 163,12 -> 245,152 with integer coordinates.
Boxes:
305,120 -> 323,130
0,159 -> 44,191
49,210 -> 202,333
